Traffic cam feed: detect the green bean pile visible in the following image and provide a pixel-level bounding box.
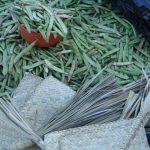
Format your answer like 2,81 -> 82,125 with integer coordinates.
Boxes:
0,0 -> 150,96
14,0 -> 71,41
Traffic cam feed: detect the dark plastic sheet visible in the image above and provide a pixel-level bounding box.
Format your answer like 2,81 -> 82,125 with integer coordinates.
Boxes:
110,0 -> 150,42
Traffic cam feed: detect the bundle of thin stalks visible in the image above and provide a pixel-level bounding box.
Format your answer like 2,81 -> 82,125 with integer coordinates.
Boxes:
0,98 -> 45,149
38,72 -> 150,136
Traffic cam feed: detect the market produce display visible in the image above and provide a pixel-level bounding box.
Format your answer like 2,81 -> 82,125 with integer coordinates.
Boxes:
0,0 -> 150,97
14,0 -> 70,41
2,1 -> 150,148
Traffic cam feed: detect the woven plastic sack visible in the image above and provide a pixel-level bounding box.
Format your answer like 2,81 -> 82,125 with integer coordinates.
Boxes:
44,119 -> 149,150
0,73 -> 75,150
44,88 -> 150,150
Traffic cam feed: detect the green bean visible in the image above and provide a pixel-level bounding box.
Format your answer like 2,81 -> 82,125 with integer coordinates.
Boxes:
2,50 -> 8,75
83,53 -> 96,67
9,54 -> 15,73
86,38 -> 106,53
72,41 -> 83,64
0,0 -> 150,94
99,48 -> 119,61
111,12 -> 129,29
106,68 -> 129,80
23,60 -> 45,70
45,59 -> 67,74
14,41 -> 37,64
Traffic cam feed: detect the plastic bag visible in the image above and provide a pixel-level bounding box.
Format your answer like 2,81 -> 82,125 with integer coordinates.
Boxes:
110,0 -> 150,43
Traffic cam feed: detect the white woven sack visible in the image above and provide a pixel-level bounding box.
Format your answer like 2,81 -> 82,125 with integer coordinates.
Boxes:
0,73 -> 75,150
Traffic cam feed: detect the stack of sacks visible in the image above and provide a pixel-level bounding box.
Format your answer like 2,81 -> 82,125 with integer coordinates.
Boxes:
0,73 -> 75,150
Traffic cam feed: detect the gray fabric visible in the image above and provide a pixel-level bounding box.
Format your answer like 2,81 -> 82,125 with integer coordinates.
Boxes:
0,108 -> 33,150
130,127 -> 149,150
44,119 -> 149,150
19,76 -> 75,131
0,73 -> 75,150
0,73 -> 42,150
12,73 -> 43,112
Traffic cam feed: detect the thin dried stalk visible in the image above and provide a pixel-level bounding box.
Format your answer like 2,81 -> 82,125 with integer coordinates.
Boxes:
0,98 -> 45,150
38,72 -> 150,136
